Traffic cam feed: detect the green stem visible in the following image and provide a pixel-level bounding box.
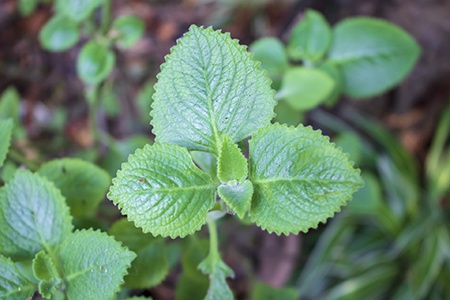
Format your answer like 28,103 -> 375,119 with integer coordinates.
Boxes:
206,217 -> 219,262
101,0 -> 111,36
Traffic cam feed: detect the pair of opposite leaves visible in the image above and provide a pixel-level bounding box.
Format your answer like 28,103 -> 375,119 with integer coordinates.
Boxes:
108,25 -> 363,238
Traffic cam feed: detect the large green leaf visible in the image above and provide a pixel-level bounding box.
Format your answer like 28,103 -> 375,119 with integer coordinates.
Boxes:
38,158 -> 111,217
0,255 -> 36,299
57,229 -> 136,300
287,9 -> 331,61
108,143 -> 217,238
248,124 -> 363,235
0,119 -> 13,168
0,170 -> 73,260
151,25 -> 275,154
39,15 -> 79,52
329,17 -> 420,98
109,218 -> 169,289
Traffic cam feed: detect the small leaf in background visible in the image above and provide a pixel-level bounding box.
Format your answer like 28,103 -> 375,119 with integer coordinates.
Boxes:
32,251 -> 61,298
151,25 -> 275,154
39,15 -> 79,52
112,15 -> 145,49
251,281 -> 298,300
57,229 -> 136,300
333,132 -> 363,165
38,158 -> 111,218
18,0 -> 38,16
58,0 -> 104,22
218,180 -> 253,219
249,124 -> 363,235
0,87 -> 20,123
77,41 -> 115,85
108,143 -> 217,238
277,67 -> 335,111
0,170 -> 73,260
109,218 -> 169,289
319,60 -> 343,106
273,101 -> 304,126
0,119 -> 13,168
217,135 -> 248,183
176,273 -> 209,300
329,17 -> 421,98
288,9 -> 331,62
250,37 -> 289,83
0,255 -> 36,299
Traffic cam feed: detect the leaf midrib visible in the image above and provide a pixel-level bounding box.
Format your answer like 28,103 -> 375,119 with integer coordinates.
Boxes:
195,31 -> 221,153
131,184 -> 217,194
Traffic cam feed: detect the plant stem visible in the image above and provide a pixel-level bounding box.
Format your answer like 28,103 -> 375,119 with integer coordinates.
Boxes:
101,0 -> 111,36
206,217 -> 219,262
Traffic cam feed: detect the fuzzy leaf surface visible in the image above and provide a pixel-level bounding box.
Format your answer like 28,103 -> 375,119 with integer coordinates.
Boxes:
58,229 -> 136,300
0,170 -> 73,260
33,251 -> 61,299
0,255 -> 36,300
108,143 -> 217,238
151,25 -> 275,154
0,119 -> 13,168
217,135 -> 248,182
109,219 -> 169,289
38,158 -> 111,217
249,124 -> 363,234
329,17 -> 420,98
218,180 -> 253,219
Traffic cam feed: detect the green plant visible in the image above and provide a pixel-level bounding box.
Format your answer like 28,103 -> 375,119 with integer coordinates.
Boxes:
250,9 -> 421,116
38,0 -> 145,148
108,25 -> 363,298
0,117 -> 136,299
296,103 -> 450,299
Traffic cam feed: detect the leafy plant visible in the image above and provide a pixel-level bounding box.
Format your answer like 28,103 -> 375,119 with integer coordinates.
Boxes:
250,9 -> 421,114
0,118 -> 136,299
108,25 -> 363,298
38,0 -> 145,150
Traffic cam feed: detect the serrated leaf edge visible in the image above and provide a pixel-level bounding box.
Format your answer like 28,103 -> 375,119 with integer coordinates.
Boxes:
108,143 -> 217,239
248,123 -> 363,236
150,25 -> 276,150
61,228 -> 137,298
